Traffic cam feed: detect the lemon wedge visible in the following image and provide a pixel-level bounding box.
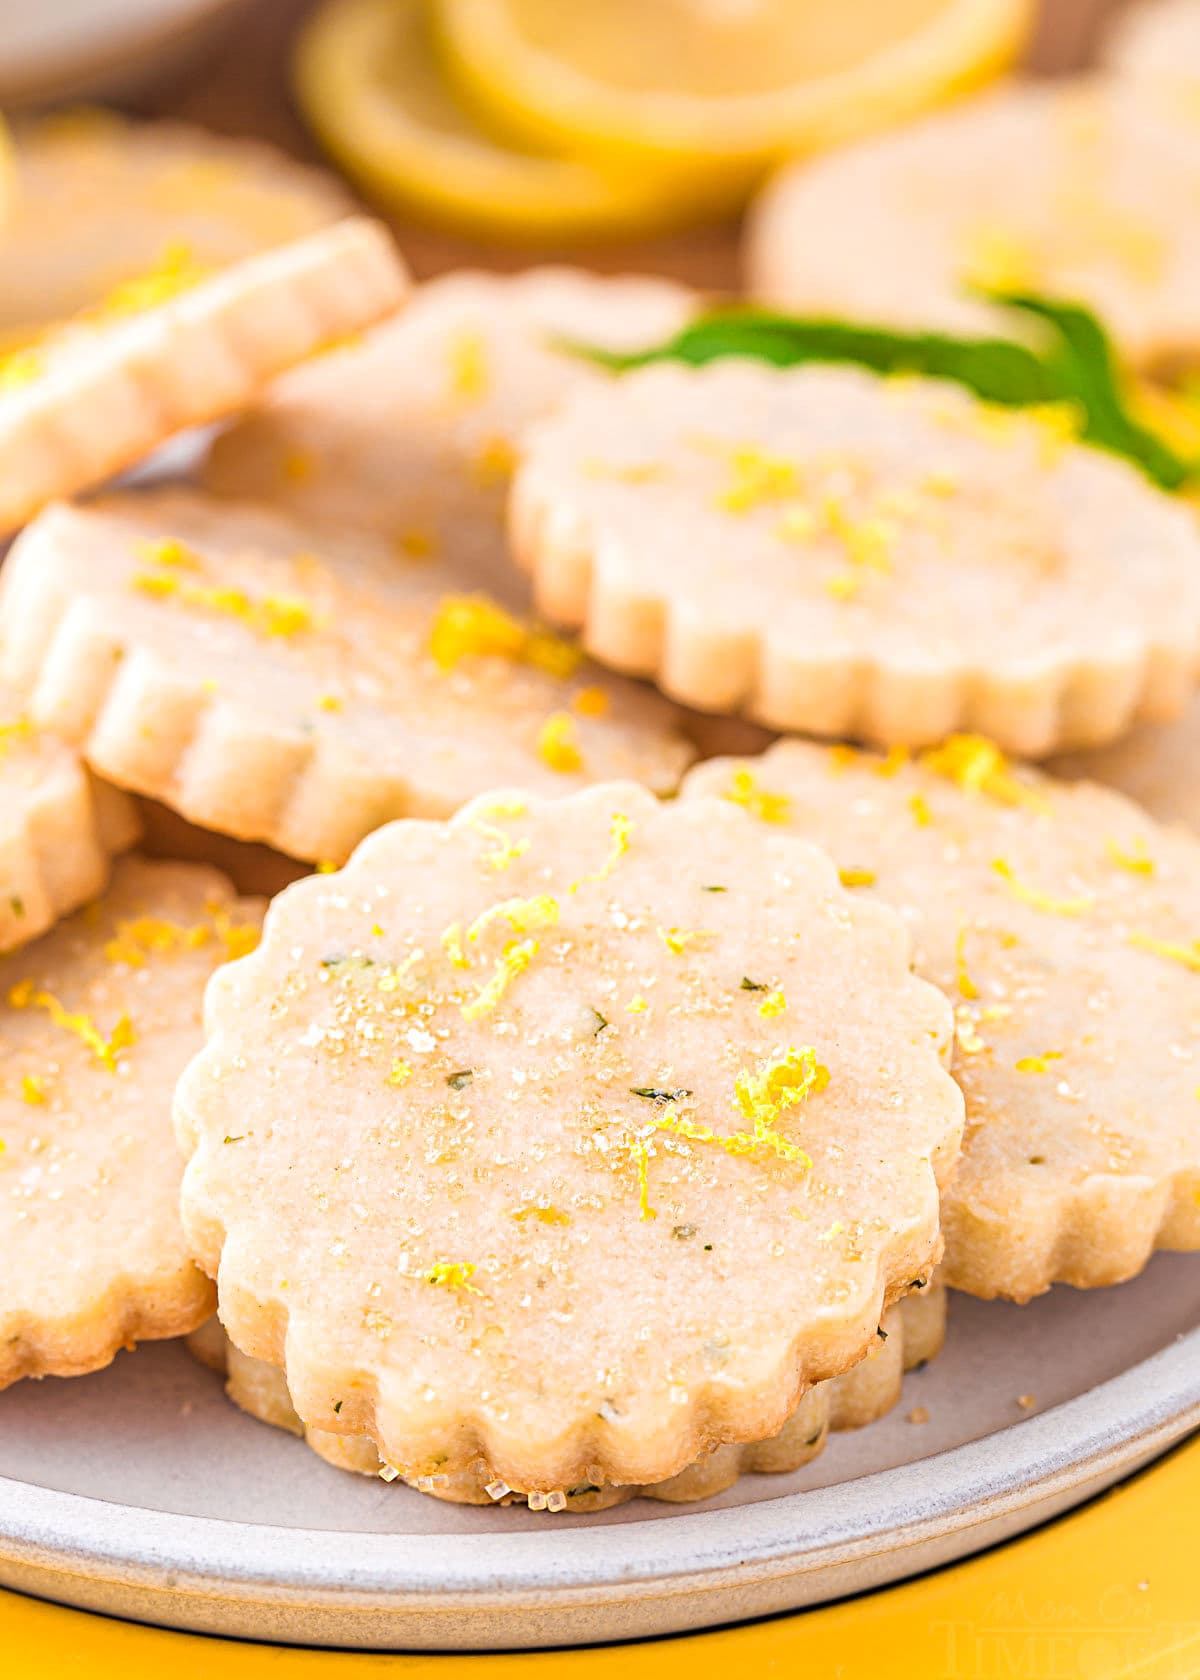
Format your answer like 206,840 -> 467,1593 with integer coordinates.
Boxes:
434,0 -> 1034,202
293,0 -> 705,243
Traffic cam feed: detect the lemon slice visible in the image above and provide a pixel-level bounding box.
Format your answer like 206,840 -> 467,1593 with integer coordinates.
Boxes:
434,0 -> 1034,200
293,0 -> 705,243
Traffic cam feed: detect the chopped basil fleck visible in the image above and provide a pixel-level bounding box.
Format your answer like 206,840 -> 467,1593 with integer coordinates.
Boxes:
740,976 -> 767,991
446,1069 -> 474,1090
630,1086 -> 691,1103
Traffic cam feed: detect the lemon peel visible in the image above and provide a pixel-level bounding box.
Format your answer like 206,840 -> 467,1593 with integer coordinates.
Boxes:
7,980 -> 135,1071
1128,931 -> 1200,972
536,712 -> 584,773
429,593 -> 581,678
1106,837 -> 1155,877
991,857 -> 1093,917
1015,1050 -> 1064,1073
467,894 -> 559,943
657,926 -> 715,956
130,572 -> 317,638
570,810 -> 632,892
919,734 -> 1049,811
955,924 -> 979,1000
715,445 -> 798,513
426,1261 -> 481,1294
461,938 -> 538,1020
446,329 -> 488,400
722,767 -> 790,824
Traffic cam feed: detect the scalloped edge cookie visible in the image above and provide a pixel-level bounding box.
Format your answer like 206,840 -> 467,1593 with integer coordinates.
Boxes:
174,782 -> 962,1493
684,740 -> 1200,1299
188,1280 -> 946,1510
0,489 -> 693,863
509,359 -> 1200,756
1,690 -> 140,954
0,855 -> 264,1387
0,216 -> 408,533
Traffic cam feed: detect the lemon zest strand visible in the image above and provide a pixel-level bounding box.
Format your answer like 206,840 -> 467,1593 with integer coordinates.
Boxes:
722,767 -> 790,824
570,811 -> 632,893
1128,931 -> 1200,972
461,939 -> 538,1021
992,858 -> 1094,917
1106,837 -> 1155,877
920,735 -> 1050,812
7,981 -> 134,1070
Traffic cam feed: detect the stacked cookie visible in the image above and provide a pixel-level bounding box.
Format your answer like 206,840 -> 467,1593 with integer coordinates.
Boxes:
1,78 -> 1198,1517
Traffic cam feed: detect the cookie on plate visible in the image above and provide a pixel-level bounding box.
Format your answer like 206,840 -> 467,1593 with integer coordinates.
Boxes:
0,216 -> 406,533
1103,0 -> 1200,107
0,856 -> 263,1387
203,268 -> 694,583
0,108 -> 352,341
746,79 -> 1200,371
174,783 -> 962,1498
1,681 -> 139,954
509,359 -> 1200,755
190,1281 -> 947,1509
684,739 -> 1200,1299
0,489 -> 692,863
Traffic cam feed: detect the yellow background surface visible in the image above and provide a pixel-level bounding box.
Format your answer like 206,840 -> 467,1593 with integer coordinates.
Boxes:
4,1430 -> 1197,1679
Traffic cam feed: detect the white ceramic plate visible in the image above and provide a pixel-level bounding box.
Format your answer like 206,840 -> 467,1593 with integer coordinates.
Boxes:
0,1251 -> 1196,1649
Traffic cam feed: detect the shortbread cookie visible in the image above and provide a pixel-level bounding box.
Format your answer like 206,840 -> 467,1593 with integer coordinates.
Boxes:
190,1282 -> 947,1510
0,217 -> 407,533
1051,701 -> 1200,835
174,784 -> 962,1495
509,360 -> 1200,755
1104,0 -> 1200,105
0,856 -> 264,1386
0,489 -> 692,863
204,268 -> 693,583
1,683 -> 140,954
746,79 -> 1200,370
684,740 -> 1200,1299
0,109 -> 352,341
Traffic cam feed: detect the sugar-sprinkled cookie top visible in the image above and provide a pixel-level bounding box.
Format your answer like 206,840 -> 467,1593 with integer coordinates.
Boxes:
510,359 -> 1200,754
0,856 -> 263,1387
685,739 -> 1200,1300
0,490 -> 692,863
174,783 -> 961,1496
748,79 -> 1200,369
204,267 -> 694,585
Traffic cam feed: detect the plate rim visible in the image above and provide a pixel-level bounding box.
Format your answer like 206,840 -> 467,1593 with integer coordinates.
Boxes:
0,1321 -> 1196,1607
